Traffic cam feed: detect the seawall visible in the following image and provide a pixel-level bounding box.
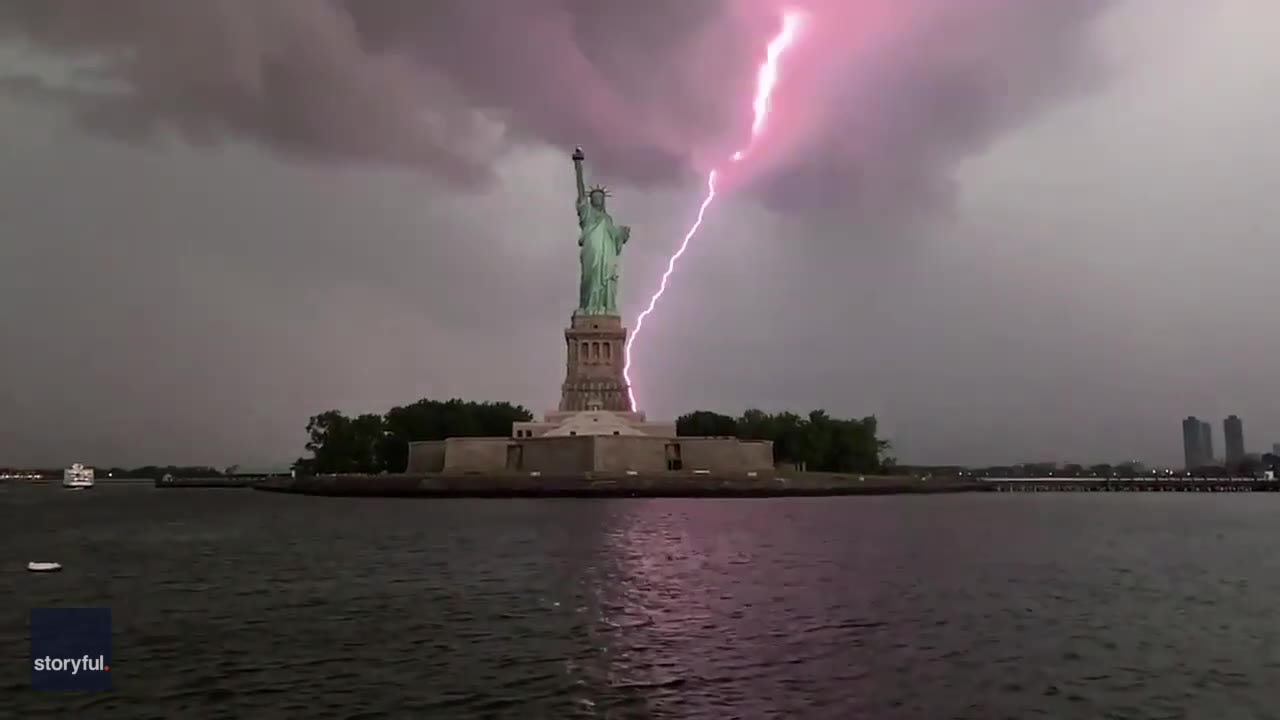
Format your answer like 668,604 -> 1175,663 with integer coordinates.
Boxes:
252,472 -> 989,498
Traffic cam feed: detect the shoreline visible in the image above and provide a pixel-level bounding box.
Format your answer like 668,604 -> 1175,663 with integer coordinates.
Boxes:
13,475 -> 1272,496
249,472 -> 984,497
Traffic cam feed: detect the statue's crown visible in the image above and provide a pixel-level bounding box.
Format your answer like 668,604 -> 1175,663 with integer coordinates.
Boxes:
589,184 -> 610,197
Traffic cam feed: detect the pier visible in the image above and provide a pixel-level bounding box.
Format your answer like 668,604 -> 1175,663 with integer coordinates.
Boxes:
982,478 -> 1280,492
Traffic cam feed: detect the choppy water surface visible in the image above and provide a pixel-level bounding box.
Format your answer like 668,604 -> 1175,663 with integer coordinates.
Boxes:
3,486 -> 1280,719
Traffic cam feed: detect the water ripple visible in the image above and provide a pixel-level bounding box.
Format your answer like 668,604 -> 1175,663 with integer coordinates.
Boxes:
3,489 -> 1280,717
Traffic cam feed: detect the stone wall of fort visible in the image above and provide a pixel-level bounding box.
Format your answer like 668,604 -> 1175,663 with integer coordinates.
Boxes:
519,436 -> 595,473
678,437 -> 774,472
441,438 -> 509,472
591,436 -> 669,473
408,434 -> 774,475
406,441 -> 446,473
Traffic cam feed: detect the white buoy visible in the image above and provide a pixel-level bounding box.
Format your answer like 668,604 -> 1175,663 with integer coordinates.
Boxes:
27,562 -> 62,572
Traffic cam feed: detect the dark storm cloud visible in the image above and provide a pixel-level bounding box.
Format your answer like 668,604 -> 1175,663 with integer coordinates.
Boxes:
743,0 -> 1113,216
0,0 -> 1111,212
2,1 -> 1278,470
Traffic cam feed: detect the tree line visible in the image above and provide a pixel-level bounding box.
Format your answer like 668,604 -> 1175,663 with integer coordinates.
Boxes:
105,465 -> 226,479
296,399 -> 534,474
296,399 -> 893,474
676,409 -> 892,473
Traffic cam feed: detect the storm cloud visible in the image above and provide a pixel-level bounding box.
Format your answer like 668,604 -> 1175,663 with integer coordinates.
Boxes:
2,1 -> 1276,470
0,0 -> 1110,214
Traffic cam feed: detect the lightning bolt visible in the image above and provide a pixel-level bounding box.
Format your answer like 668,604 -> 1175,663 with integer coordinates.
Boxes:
623,10 -> 806,412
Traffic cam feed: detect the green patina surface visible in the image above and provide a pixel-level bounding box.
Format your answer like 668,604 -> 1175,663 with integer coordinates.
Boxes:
572,147 -> 630,316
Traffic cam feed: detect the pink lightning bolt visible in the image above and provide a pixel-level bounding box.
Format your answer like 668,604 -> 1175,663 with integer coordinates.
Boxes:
623,10 -> 806,411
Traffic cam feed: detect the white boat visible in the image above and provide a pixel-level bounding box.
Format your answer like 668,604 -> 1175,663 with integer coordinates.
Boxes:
27,562 -> 62,572
63,463 -> 95,489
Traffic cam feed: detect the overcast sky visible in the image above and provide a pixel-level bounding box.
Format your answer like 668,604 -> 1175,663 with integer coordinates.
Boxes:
1,0 -> 1276,468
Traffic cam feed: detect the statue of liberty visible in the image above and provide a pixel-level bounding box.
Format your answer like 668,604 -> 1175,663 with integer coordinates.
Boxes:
572,146 -> 631,316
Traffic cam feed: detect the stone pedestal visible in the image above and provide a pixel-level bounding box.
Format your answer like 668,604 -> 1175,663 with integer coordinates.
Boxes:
560,314 -> 630,412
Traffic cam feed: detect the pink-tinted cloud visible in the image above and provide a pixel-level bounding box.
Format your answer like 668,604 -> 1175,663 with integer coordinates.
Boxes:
0,0 -> 1113,215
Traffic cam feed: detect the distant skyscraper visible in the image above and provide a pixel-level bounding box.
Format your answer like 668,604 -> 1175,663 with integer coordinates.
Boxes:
1224,415 -> 1245,467
1273,442 -> 1280,456
1200,421 -> 1214,464
1183,416 -> 1207,469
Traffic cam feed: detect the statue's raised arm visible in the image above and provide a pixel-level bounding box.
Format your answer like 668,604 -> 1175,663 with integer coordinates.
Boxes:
572,146 -> 587,205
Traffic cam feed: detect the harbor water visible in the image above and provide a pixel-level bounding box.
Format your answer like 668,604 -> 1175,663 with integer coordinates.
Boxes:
3,486 -> 1278,718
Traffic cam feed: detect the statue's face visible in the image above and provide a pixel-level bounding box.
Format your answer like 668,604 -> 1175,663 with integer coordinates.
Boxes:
589,191 -> 605,208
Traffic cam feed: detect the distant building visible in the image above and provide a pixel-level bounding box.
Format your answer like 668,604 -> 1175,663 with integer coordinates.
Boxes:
1182,417 -> 1198,469
1224,415 -> 1245,468
1183,416 -> 1220,469
1183,416 -> 1209,469
1200,421 -> 1214,465
1273,442 -> 1280,456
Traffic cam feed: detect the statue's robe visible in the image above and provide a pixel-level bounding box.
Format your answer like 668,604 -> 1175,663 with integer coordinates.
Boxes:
576,198 -> 628,316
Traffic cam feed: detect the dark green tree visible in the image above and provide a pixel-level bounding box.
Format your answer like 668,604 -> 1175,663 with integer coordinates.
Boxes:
676,407 -> 890,473
302,410 -> 387,474
379,399 -> 533,473
299,398 -> 533,474
802,411 -> 885,473
124,465 -> 222,479
675,410 -> 739,437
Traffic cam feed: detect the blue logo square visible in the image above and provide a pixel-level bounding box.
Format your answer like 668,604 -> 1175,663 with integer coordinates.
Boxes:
30,608 -> 112,691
